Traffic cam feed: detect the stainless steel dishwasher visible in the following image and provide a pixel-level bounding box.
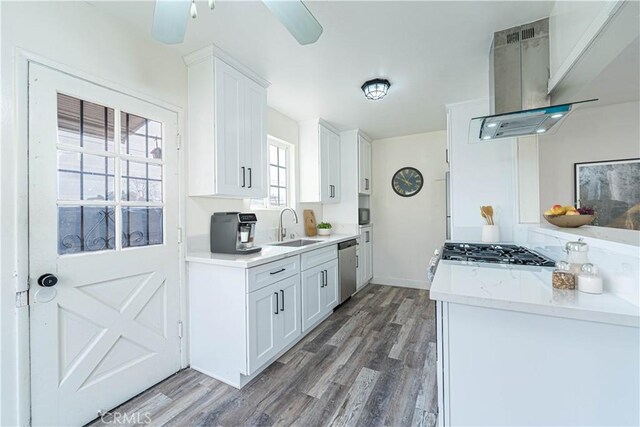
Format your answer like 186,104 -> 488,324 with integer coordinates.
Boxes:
338,239 -> 357,304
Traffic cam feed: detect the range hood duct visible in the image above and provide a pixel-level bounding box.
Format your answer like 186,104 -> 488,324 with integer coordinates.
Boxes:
470,18 -> 596,141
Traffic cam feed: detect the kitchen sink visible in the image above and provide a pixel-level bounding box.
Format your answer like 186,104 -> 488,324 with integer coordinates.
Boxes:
269,239 -> 321,247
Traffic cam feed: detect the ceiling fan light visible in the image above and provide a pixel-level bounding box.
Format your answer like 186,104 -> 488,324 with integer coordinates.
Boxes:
190,0 -> 197,18
361,79 -> 391,101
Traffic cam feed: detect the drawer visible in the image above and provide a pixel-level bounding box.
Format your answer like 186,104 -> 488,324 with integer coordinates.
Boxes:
247,255 -> 300,293
301,245 -> 338,271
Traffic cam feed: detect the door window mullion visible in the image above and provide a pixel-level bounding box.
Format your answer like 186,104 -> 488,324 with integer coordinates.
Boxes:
114,108 -> 123,251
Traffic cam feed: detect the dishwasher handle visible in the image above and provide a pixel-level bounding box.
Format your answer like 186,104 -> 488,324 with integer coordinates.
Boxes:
338,239 -> 357,250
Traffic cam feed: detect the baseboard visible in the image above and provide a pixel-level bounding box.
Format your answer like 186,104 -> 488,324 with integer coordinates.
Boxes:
373,276 -> 430,290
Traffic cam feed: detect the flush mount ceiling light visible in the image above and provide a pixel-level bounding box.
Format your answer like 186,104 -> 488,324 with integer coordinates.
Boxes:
361,79 -> 391,100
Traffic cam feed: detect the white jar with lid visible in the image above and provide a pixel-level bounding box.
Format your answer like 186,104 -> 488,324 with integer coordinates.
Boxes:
566,240 -> 589,275
578,263 -> 603,294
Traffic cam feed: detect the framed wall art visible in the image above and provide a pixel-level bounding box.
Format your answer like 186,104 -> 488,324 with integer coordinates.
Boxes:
575,158 -> 640,230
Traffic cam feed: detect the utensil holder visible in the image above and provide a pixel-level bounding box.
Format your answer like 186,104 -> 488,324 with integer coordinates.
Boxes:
481,225 -> 500,243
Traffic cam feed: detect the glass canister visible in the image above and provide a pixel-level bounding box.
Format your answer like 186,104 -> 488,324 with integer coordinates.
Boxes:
552,261 -> 575,290
566,240 -> 589,275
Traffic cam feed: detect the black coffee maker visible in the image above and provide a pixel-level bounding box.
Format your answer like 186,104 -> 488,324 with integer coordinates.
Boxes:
210,212 -> 261,255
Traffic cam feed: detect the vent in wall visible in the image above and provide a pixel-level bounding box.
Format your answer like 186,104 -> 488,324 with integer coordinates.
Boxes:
521,27 -> 535,40
506,32 -> 520,44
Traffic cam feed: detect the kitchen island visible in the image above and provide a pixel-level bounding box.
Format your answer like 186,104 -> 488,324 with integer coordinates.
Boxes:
430,260 -> 639,426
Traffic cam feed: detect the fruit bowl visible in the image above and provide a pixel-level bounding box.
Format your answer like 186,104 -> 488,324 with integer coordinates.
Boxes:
544,214 -> 595,228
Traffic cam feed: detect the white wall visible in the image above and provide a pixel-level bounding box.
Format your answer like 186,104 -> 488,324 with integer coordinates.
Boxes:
1,2 -> 188,425
538,101 -> 640,217
448,99 -> 517,243
185,107 -> 323,250
371,131 -> 447,289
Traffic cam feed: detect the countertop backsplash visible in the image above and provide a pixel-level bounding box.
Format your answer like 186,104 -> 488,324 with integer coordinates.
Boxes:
517,225 -> 640,307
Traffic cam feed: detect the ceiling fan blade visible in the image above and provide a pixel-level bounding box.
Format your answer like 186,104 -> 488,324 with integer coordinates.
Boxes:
152,0 -> 191,44
262,0 -> 323,45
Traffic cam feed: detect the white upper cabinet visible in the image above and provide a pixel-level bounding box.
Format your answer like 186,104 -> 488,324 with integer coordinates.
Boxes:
299,119 -> 341,204
358,135 -> 372,195
548,0 -> 638,98
185,47 -> 269,197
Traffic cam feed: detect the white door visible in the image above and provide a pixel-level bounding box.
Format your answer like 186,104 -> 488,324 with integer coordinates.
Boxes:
359,136 -> 371,195
319,125 -> 332,203
28,63 -> 182,426
322,260 -> 339,311
363,227 -> 374,282
301,266 -> 323,331
214,57 -> 245,196
244,78 -> 267,198
328,130 -> 341,202
247,283 -> 279,374
278,276 -> 301,348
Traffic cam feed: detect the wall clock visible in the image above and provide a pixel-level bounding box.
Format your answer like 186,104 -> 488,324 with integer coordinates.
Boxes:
392,167 -> 423,197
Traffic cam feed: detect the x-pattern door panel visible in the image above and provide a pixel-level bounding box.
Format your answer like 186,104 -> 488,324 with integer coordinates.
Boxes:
29,63 -> 181,426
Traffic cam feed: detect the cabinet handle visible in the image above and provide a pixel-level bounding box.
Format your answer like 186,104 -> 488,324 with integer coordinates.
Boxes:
324,269 -> 328,287
274,292 -> 279,315
241,167 -> 246,188
356,255 -> 359,268
366,231 -> 370,243
320,270 -> 325,287
365,178 -> 369,190
280,289 -> 285,311
248,167 -> 252,188
270,268 -> 285,275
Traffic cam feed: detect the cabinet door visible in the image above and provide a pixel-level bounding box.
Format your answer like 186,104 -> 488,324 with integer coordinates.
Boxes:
360,227 -> 373,284
328,130 -> 341,203
244,78 -> 267,198
214,58 -> 246,196
278,275 -> 301,348
358,136 -> 372,195
301,265 -> 324,331
247,283 -> 279,374
322,259 -> 339,311
364,228 -> 373,282
356,247 -> 364,290
319,125 -> 332,203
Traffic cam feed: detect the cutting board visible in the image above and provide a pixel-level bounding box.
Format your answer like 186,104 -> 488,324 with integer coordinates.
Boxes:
304,210 -> 318,237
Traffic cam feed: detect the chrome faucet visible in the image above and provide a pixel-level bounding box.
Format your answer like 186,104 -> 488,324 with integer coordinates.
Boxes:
278,207 -> 299,242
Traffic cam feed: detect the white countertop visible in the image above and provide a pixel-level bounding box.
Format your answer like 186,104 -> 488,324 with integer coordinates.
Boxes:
430,260 -> 640,327
186,234 -> 359,268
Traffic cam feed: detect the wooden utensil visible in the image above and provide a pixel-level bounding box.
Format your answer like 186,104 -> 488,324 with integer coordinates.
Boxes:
303,210 -> 318,236
485,205 -> 494,225
481,205 -> 495,225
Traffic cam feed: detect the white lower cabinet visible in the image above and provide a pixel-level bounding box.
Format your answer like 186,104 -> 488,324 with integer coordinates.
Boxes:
358,225 -> 373,288
247,275 -> 300,374
188,243 -> 341,389
301,258 -> 338,332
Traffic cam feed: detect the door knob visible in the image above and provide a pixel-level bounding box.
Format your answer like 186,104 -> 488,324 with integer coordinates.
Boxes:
37,273 -> 58,287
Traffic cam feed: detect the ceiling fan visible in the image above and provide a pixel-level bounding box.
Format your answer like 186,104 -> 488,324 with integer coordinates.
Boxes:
152,0 -> 323,45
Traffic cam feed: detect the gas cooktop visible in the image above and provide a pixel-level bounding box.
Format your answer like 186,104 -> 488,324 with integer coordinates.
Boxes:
441,242 -> 555,267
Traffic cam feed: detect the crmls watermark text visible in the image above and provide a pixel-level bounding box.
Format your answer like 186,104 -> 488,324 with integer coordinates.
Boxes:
100,411 -> 151,425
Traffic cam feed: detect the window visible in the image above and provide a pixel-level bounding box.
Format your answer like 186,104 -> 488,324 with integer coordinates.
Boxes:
56,93 -> 164,254
251,137 -> 293,209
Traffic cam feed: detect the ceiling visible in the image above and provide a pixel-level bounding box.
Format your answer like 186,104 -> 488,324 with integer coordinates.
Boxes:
93,0 -> 555,139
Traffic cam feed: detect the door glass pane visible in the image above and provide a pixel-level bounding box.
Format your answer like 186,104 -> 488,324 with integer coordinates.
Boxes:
58,206 -> 116,254
57,94 -> 114,151
121,160 -> 162,202
58,151 -> 114,201
122,207 -> 163,248
121,112 -> 163,159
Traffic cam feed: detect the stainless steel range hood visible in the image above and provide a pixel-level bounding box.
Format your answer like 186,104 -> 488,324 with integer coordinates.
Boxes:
470,18 -> 596,141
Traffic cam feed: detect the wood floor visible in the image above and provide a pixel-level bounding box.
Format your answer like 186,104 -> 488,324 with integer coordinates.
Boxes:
89,284 -> 438,427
